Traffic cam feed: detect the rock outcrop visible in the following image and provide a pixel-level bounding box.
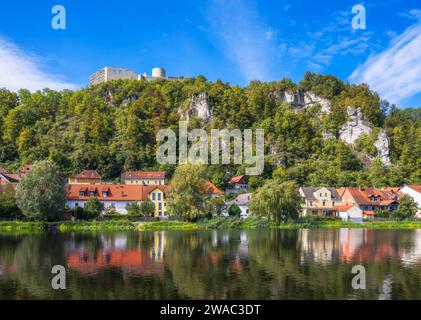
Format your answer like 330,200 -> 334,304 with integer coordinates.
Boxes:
184,93 -> 213,122
339,106 -> 372,145
374,131 -> 392,166
279,90 -> 331,113
339,106 -> 391,165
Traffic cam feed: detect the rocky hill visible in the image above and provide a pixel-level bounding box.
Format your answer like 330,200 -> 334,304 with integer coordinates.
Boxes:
0,72 -> 419,188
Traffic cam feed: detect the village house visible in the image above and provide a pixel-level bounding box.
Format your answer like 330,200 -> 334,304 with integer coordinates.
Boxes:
66,184 -> 168,217
68,170 -> 102,185
335,205 -> 364,223
0,164 -> 33,188
225,193 -> 252,218
205,181 -> 224,198
122,171 -> 166,186
299,187 -> 343,217
226,175 -> 249,194
337,187 -> 400,219
400,185 -> 421,218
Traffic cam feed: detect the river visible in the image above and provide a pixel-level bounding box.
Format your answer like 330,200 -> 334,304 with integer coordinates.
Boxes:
1,229 -> 421,299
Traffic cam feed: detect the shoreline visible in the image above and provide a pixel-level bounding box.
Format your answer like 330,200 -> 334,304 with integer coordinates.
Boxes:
2,218 -> 421,232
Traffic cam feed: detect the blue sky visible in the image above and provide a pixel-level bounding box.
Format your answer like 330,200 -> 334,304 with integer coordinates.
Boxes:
0,0 -> 421,108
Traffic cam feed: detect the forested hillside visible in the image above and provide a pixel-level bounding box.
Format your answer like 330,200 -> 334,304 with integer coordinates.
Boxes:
0,72 -> 419,189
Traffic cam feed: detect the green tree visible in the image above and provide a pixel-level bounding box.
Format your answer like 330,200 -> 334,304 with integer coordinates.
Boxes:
167,163 -> 208,221
15,160 -> 65,220
126,202 -> 141,216
391,195 -> 419,221
83,198 -> 104,220
249,180 -> 302,223
0,183 -> 21,219
228,204 -> 242,217
208,197 -> 225,216
139,201 -> 156,217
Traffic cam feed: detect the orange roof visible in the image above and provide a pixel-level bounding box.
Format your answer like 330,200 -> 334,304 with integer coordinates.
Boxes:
229,175 -> 247,184
344,187 -> 400,205
205,181 -> 224,195
124,171 -> 165,180
66,184 -> 168,201
71,170 -> 101,179
364,211 -> 376,216
333,205 -> 354,212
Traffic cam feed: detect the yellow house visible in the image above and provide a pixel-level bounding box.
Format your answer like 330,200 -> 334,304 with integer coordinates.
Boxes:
122,171 -> 166,186
68,170 -> 101,185
299,187 -> 343,217
142,185 -> 169,217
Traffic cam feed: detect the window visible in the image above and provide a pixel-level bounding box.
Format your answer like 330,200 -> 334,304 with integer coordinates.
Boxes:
325,193 -> 328,197
142,180 -> 146,185
80,192 -> 85,197
89,192 -> 95,197
136,180 -> 139,184
158,193 -> 162,201
76,178 -> 80,183
152,193 -> 156,201
320,193 -> 322,197
102,192 -> 107,198
158,203 -> 162,210
310,201 -> 313,206
323,201 -> 326,206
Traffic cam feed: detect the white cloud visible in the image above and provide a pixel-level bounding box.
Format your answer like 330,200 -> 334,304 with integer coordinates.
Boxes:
0,37 -> 78,92
206,0 -> 278,82
349,23 -> 421,105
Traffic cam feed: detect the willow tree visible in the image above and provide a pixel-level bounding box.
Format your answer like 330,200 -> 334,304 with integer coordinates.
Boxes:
249,180 -> 302,223
166,163 -> 208,221
15,160 -> 65,221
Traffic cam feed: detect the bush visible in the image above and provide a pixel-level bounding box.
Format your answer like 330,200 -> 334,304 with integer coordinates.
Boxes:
228,204 -> 242,217
76,199 -> 104,221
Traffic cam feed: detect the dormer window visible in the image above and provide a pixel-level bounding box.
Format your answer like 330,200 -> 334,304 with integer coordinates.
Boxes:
102,192 -> 108,198
89,192 -> 95,197
80,191 -> 85,197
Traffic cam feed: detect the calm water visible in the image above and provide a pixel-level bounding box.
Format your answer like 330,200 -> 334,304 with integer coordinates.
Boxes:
1,229 -> 421,300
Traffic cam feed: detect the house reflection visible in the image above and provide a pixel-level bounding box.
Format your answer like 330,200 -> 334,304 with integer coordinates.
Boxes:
66,233 -> 166,276
298,229 -> 408,265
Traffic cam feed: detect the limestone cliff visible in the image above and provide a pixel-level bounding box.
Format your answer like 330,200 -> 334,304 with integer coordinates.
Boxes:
181,92 -> 213,122
339,106 -> 391,165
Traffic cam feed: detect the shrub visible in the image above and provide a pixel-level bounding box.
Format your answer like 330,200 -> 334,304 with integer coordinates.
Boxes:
228,204 -> 242,217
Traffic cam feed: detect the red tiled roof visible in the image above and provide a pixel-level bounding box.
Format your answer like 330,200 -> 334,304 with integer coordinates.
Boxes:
344,187 -> 400,206
229,175 -> 247,184
124,171 -> 166,180
70,170 -> 101,179
333,205 -> 354,212
205,181 -> 224,195
0,173 -> 22,184
66,184 -> 168,201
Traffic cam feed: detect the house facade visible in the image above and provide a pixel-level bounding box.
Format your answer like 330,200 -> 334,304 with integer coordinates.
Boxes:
122,171 -> 166,186
225,193 -> 252,218
335,205 -> 363,223
66,184 -> 168,216
338,187 -> 400,215
226,175 -> 249,194
68,170 -> 102,185
299,187 -> 343,217
400,186 -> 421,218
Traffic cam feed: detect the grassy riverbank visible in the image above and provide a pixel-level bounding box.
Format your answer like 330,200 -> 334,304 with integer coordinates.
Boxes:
1,218 -> 421,233
0,221 -> 45,232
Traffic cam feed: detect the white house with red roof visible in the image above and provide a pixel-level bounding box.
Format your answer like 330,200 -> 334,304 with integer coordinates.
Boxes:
122,171 -> 166,186
66,184 -> 169,216
400,186 -> 421,218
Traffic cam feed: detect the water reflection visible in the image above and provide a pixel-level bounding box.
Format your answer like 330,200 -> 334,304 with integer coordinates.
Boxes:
1,229 -> 421,299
